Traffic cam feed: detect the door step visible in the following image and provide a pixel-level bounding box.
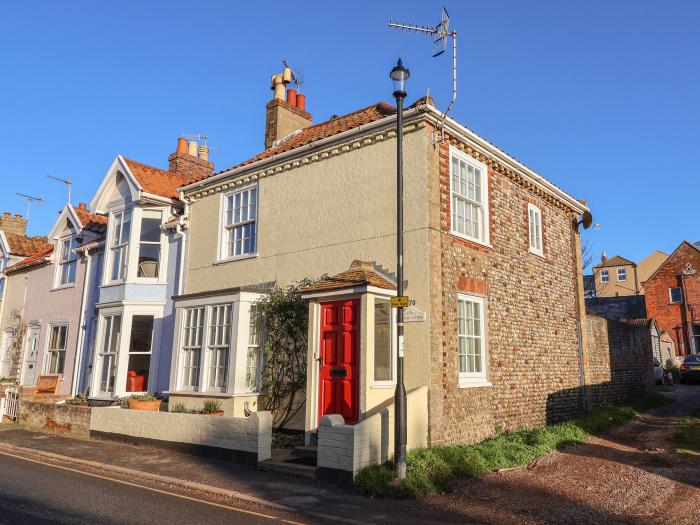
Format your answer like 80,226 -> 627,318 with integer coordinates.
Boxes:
259,449 -> 318,480
290,445 -> 318,462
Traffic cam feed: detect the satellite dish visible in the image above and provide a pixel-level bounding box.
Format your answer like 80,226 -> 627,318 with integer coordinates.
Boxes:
572,210 -> 594,231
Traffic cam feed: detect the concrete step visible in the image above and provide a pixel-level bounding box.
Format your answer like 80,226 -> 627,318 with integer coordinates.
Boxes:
258,449 -> 318,480
290,445 -> 318,461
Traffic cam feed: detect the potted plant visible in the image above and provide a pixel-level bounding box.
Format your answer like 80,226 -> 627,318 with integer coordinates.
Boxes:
199,399 -> 224,416
126,394 -> 161,411
65,394 -> 90,407
172,403 -> 190,414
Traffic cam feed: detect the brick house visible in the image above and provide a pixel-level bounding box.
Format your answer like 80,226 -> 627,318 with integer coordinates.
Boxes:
167,67 -> 595,448
643,241 -> 700,357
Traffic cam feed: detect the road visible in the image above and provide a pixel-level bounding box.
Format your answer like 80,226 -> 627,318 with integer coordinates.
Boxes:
0,452 -> 306,525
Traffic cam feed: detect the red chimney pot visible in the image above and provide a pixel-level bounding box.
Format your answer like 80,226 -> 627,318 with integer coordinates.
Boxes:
287,89 -> 297,107
296,93 -> 306,111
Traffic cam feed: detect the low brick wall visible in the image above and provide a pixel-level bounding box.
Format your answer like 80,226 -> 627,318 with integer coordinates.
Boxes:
585,315 -> 655,407
18,401 -> 92,438
317,386 -> 428,483
90,407 -> 272,465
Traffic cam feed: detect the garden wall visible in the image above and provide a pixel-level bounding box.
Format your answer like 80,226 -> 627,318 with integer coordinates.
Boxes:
90,407 -> 272,465
18,401 -> 92,438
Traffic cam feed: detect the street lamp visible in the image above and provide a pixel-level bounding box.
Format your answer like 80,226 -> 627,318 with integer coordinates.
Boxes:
390,57 -> 409,480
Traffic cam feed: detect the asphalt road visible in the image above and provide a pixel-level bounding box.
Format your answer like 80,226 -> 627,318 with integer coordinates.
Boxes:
0,452 -> 303,525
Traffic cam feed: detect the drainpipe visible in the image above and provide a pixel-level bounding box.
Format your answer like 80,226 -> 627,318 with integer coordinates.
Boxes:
633,264 -> 640,295
71,248 -> 93,396
176,193 -> 189,296
681,265 -> 697,355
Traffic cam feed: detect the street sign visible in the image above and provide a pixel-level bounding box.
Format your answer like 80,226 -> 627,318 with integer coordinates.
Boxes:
391,296 -> 410,308
403,306 -> 426,323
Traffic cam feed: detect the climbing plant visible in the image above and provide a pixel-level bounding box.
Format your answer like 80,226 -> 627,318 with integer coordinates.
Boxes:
255,278 -> 320,429
7,308 -> 26,381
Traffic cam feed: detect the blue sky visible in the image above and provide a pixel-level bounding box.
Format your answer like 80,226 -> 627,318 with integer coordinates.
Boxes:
1,1 -> 698,269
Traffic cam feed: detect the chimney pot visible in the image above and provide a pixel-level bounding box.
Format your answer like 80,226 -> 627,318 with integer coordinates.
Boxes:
176,137 -> 188,155
287,88 -> 297,107
198,144 -> 209,162
3,212 -> 10,216
78,203 -> 87,211
296,93 -> 306,112
187,141 -> 199,158
15,214 -> 21,218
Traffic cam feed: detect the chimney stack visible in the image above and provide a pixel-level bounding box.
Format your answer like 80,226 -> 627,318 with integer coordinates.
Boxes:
601,251 -> 608,263
264,66 -> 312,149
168,136 -> 215,180
0,212 -> 28,236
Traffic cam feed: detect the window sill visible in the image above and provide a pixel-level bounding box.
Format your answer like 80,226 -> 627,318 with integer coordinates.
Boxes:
458,380 -> 492,389
165,390 -> 259,398
51,283 -> 77,291
449,231 -> 492,249
101,281 -> 126,289
214,253 -> 258,266
371,382 -> 396,389
528,248 -> 544,258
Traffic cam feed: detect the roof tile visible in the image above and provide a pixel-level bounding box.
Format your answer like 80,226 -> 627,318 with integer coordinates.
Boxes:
123,157 -> 195,199
302,260 -> 396,293
4,233 -> 50,257
5,244 -> 53,273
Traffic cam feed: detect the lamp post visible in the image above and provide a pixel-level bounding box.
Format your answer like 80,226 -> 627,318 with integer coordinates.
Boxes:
390,58 -> 409,480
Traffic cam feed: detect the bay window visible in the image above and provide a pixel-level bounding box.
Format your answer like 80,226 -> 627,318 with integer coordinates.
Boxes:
181,307 -> 204,389
207,304 -> 231,390
137,210 -> 162,278
98,315 -> 122,394
110,210 -> 131,281
457,293 -> 488,387
45,325 -> 68,375
222,186 -> 257,259
246,305 -> 264,391
450,148 -> 489,245
126,316 -> 154,392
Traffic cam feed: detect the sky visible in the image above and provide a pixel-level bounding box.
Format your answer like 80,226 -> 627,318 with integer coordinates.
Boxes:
1,1 -> 698,270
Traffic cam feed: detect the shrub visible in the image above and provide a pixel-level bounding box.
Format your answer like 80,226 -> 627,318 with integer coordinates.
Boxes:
172,403 -> 189,413
200,399 -> 222,414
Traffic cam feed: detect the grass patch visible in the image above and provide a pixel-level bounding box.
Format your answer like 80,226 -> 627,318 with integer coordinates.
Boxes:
355,395 -> 669,498
673,407 -> 700,455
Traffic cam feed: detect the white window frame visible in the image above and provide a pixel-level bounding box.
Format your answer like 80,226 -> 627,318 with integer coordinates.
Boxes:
180,307 -> 205,391
527,203 -> 544,257
136,209 -> 164,281
219,185 -> 258,262
44,324 -> 69,375
669,287 -> 683,304
107,208 -> 132,283
617,268 -> 627,282
449,147 -> 490,246
245,305 -> 264,392
55,235 -> 79,288
372,296 -> 397,388
457,293 -> 490,388
96,313 -> 123,396
600,269 -> 609,283
0,251 -> 8,299
206,304 -> 232,392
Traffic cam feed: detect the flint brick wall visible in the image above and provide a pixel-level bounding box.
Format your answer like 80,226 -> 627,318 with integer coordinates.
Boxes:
427,133 -> 586,445
585,315 -> 654,406
644,242 -> 700,355
18,401 -> 92,438
90,407 -> 272,462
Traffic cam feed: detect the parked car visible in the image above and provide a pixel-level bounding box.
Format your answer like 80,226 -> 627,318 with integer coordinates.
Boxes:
679,355 -> 700,384
653,360 -> 664,385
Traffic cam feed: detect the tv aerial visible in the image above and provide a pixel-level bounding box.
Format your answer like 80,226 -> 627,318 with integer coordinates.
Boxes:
389,7 -> 457,144
16,193 -> 45,220
282,60 -> 304,92
47,175 -> 73,205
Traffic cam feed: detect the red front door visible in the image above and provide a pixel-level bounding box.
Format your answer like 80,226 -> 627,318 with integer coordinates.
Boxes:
318,299 -> 360,424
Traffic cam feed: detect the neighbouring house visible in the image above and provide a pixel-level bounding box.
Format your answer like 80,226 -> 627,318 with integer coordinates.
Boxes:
643,241 -> 700,357
589,250 -> 668,298
0,212 -> 51,378
167,67 -> 599,450
3,203 -> 107,396
84,142 -> 213,400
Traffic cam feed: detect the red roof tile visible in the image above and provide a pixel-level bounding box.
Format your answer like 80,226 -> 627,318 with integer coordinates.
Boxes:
188,102 -> 397,185
74,206 -> 108,233
4,233 -> 50,257
5,244 -> 54,273
302,260 -> 396,293
123,158 -> 195,199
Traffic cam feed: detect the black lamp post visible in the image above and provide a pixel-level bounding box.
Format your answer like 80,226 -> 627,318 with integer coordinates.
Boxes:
390,58 -> 409,480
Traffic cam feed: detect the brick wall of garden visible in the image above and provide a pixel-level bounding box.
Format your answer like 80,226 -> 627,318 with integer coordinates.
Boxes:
18,401 -> 92,438
427,130 -> 586,446
585,315 -> 655,407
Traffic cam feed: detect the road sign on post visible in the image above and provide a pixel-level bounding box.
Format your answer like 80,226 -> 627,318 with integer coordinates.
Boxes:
391,296 -> 410,308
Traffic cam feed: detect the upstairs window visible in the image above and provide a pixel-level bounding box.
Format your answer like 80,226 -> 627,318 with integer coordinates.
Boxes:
669,287 -> 683,304
600,269 -> 609,283
110,210 -> 131,281
617,268 -> 627,281
528,204 -> 543,256
223,187 -> 257,259
57,237 -> 79,287
137,210 -> 162,279
450,149 -> 489,245
46,324 -> 68,375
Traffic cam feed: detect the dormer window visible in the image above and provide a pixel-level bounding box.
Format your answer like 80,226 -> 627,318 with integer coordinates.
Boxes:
56,237 -> 79,287
110,210 -> 131,282
137,210 -> 162,279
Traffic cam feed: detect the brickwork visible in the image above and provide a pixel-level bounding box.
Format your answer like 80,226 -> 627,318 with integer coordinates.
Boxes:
18,401 -> 92,438
0,212 -> 27,236
585,296 -> 647,321
644,242 -> 700,356
264,98 -> 312,149
167,152 -> 214,181
585,315 -> 654,406
428,133 -> 585,445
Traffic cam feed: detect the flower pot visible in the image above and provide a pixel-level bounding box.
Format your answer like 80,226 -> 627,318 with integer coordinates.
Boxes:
201,411 -> 224,416
127,399 -> 161,411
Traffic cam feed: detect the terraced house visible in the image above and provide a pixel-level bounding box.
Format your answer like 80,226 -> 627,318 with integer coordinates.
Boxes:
168,69 -> 592,447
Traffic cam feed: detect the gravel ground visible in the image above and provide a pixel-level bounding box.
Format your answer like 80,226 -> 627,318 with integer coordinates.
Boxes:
401,385 -> 700,524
